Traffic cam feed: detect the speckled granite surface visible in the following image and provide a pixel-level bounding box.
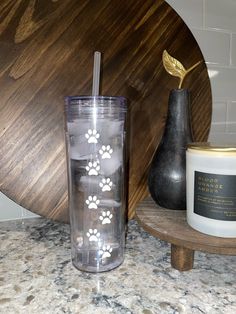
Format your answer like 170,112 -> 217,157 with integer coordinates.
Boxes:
0,218 -> 236,314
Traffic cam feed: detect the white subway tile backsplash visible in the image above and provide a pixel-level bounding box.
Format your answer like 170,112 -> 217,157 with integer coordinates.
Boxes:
205,0 -> 236,32
208,131 -> 236,144
191,29 -> 230,65
231,34 -> 236,66
22,208 -> 40,218
210,102 -> 227,132
165,0 -> 203,28
207,65 -> 236,101
226,101 -> 236,132
0,192 -> 23,221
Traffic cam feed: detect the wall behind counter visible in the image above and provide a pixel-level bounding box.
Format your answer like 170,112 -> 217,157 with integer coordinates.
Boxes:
1,0 -> 236,221
166,0 -> 236,141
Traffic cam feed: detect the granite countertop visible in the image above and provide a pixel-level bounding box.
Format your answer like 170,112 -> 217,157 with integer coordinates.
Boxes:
0,218 -> 236,314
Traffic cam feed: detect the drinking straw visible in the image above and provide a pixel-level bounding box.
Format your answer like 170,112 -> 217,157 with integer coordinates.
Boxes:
92,51 -> 101,96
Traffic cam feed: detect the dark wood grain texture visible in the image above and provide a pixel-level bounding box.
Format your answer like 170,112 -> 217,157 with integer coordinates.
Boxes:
135,197 -> 236,270
0,0 -> 212,222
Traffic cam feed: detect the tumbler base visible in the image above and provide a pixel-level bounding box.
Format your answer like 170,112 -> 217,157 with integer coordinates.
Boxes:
71,244 -> 124,272
72,256 -> 124,273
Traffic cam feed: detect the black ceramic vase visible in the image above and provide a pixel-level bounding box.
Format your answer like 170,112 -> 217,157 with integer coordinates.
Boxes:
148,89 -> 193,210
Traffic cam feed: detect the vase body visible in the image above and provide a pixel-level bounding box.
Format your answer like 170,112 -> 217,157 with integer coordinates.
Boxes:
148,89 -> 193,210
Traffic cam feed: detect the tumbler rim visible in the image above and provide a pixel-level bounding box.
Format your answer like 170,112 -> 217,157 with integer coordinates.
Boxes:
65,95 -> 127,103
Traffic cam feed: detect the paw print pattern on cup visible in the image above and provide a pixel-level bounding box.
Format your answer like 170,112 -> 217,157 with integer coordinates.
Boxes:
84,128 -> 115,253
86,196 -> 100,209
99,210 -> 113,224
86,229 -> 100,242
99,245 -> 113,259
99,145 -> 113,159
99,178 -> 113,192
85,129 -> 100,144
86,160 -> 100,176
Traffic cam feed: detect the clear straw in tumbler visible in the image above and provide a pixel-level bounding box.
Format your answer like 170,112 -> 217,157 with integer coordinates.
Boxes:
92,51 -> 101,96
64,96 -> 127,272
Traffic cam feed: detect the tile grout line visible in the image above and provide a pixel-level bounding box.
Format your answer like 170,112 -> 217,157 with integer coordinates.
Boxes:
225,100 -> 229,133
229,32 -> 233,67
202,0 -> 206,29
206,62 -> 236,70
225,100 -> 236,133
193,26 -> 232,35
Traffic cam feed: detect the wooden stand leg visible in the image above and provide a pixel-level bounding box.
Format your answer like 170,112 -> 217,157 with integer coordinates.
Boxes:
171,244 -> 194,271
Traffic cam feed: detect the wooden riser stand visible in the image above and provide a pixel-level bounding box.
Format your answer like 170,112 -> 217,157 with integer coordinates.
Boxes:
135,197 -> 236,271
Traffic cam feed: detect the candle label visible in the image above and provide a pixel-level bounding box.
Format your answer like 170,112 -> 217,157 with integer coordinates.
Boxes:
194,171 -> 236,221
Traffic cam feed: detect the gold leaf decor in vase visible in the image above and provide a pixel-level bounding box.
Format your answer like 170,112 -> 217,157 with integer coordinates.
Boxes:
162,50 -> 201,88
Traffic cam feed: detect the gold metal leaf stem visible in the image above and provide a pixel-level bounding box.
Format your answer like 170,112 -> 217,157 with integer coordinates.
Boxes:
186,60 -> 202,74
179,60 -> 202,89
162,50 -> 202,89
178,78 -> 183,89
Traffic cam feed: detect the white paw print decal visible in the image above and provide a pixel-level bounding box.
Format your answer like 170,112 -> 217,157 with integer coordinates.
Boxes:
86,161 -> 100,176
86,229 -> 100,242
99,178 -> 113,192
85,129 -> 100,144
99,210 -> 113,224
86,196 -> 100,209
99,245 -> 113,259
99,145 -> 113,159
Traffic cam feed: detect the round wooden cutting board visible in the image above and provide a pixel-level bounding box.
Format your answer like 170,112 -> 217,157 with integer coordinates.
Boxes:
0,0 -> 212,222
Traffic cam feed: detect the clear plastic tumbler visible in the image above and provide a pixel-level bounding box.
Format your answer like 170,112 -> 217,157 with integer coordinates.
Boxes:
64,96 -> 127,272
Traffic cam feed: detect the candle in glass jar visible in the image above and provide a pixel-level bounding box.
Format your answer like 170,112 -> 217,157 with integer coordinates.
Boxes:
186,143 -> 236,238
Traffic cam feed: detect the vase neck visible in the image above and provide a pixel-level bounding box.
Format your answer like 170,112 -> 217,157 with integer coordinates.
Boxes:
165,89 -> 193,141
